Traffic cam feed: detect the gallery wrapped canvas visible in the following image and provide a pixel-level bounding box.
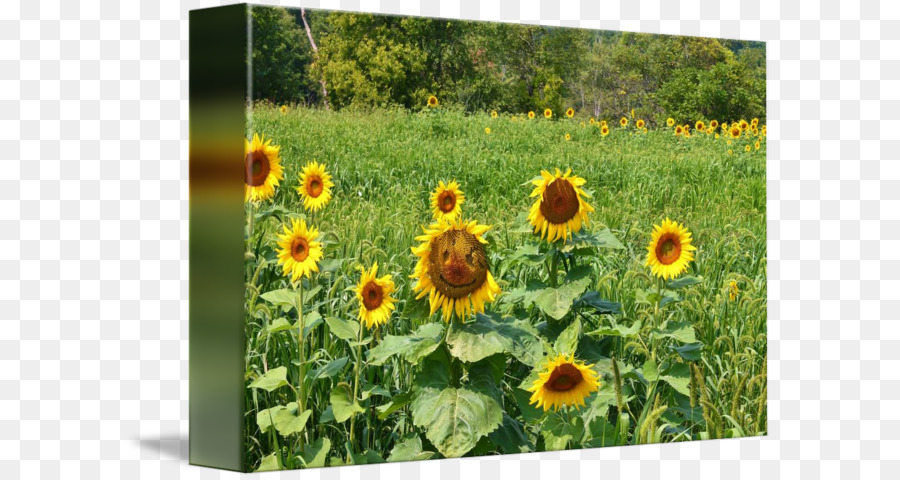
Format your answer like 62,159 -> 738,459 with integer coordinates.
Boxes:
189,3 -> 767,472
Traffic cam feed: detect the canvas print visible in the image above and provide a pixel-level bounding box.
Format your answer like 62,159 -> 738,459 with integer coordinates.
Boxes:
202,4 -> 767,471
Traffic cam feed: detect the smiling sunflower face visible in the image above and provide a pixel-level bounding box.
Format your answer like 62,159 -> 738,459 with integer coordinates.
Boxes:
527,168 -> 594,243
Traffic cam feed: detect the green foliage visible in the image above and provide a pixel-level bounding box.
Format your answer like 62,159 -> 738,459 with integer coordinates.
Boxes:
251,6 -> 318,104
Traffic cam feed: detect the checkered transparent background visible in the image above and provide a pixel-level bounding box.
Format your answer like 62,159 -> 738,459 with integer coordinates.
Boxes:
2,0 -> 896,478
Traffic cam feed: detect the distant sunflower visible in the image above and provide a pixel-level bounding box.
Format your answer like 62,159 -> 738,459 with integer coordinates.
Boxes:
745,144 -> 751,152
755,140 -> 761,150
729,280 -> 738,301
729,125 -> 742,139
276,218 -> 323,282
527,353 -> 600,412
491,110 -> 498,118
674,125 -> 683,136
244,133 -> 284,203
619,117 -> 628,127
485,127 -> 492,135
728,149 -> 733,155
695,120 -> 705,131
636,119 -> 645,129
751,117 -> 759,127
356,262 -> 397,329
706,127 -> 714,135
600,120 -> 607,128
528,168 -> 594,243
715,133 -> 720,139
430,180 -> 465,221
528,111 -> 536,119
600,125 -> 610,136
645,218 -> 696,280
296,161 -> 334,212
761,125 -> 767,137
739,119 -> 749,131
544,108 -> 553,119
280,105 -> 288,115
410,218 -> 501,322
427,95 -> 439,107
565,133 -> 571,141
710,119 -> 719,129
667,117 -> 675,127
589,118 -> 596,125
565,108 -> 575,118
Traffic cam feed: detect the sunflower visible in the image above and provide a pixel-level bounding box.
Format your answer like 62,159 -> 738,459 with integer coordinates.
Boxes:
527,354 -> 600,412
706,127 -> 714,135
600,125 -> 610,136
589,117 -> 596,125
710,119 -> 719,129
729,280 -> 738,301
430,180 -> 465,221
565,133 -> 571,141
755,140 -> 760,150
761,125 -> 767,137
491,110 -> 498,118
619,117 -> 628,127
544,108 -> 552,119
600,120 -> 607,128
636,119 -> 645,129
666,117 -> 675,127
410,217 -> 501,322
745,144 -> 751,152
729,125 -> 742,139
645,218 -> 696,280
276,218 -> 323,282
244,133 -> 284,203
356,262 -> 397,329
695,120 -> 705,131
485,127 -> 491,135
427,95 -> 439,107
674,125 -> 683,136
715,133 -> 719,139
528,111 -> 536,119
280,105 -> 288,115
528,168 -> 594,243
739,119 -> 749,131
751,117 -> 759,126
565,107 -> 575,118
728,149 -> 733,155
296,161 -> 334,212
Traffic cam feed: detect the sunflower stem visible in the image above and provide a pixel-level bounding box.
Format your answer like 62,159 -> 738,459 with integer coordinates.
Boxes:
549,248 -> 560,288
348,322 -> 363,457
296,280 -> 306,449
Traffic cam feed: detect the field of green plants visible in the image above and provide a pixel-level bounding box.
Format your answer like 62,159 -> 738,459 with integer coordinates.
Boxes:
242,104 -> 767,471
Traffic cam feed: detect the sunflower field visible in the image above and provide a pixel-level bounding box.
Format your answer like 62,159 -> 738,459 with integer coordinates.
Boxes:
242,103 -> 767,471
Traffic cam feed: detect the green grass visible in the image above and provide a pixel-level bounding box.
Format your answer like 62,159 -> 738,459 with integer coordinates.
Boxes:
242,105 -> 766,470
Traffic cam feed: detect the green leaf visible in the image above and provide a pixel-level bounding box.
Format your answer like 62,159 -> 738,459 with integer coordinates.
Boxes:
298,437 -> 330,468
248,366 -> 289,392
587,320 -> 642,338
260,288 -> 300,309
376,391 -> 413,420
307,356 -> 349,383
446,313 -> 543,366
642,358 -> 659,382
489,413 -> 533,454
534,277 -> 591,320
560,228 -> 625,252
660,363 -> 692,396
654,320 -> 697,344
256,402 -> 311,437
301,311 -> 323,338
667,275 -> 703,289
361,385 -> 391,400
367,322 -> 444,366
574,291 -> 622,315
410,385 -> 503,458
564,264 -> 593,283
255,452 -> 281,472
581,382 -> 618,427
265,317 -> 294,335
512,384 -> 544,425
583,418 -> 618,447
671,342 -> 703,361
324,315 -> 359,341
350,450 -> 386,465
330,382 -> 365,422
387,435 -> 436,462
552,317 -> 581,354
542,411 -> 584,450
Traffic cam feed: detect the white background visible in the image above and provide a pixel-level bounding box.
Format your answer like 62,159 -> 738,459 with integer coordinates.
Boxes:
2,0 -> 896,479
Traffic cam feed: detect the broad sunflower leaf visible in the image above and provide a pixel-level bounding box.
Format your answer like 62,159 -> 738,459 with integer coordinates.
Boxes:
541,411 -> 584,451
307,356 -> 349,383
375,390 -> 414,420
367,322 -> 445,366
256,402 -> 311,437
653,320 -> 697,344
580,381 -> 618,428
298,437 -> 330,468
552,317 -> 582,355
248,366 -> 289,392
671,342 -> 703,361
583,418 -> 618,447
489,413 -> 533,454
586,319 -> 642,338
265,317 -> 294,335
560,228 -> 625,252
324,315 -> 359,342
349,450 -> 385,465
410,385 -> 503,458
642,358 -> 659,382
387,435 -> 436,462
534,277 -> 591,320
660,363 -> 692,396
446,313 -> 543,366
254,452 -> 282,472
666,275 -> 703,289
260,288 -> 300,309
330,382 -> 365,422
574,291 -> 622,315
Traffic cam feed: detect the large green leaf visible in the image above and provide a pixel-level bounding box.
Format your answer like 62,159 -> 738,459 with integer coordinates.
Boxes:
587,320 -> 642,338
367,322 -> 444,366
667,275 -> 703,289
446,313 -> 543,365
583,418 -> 619,447
298,437 -> 330,468
410,385 -> 503,458
350,450 -> 386,465
574,291 -> 622,315
552,317 -> 581,354
581,382 -> 618,427
642,358 -> 659,382
256,402 -> 311,436
654,320 -> 697,344
671,342 -> 703,361
660,363 -> 692,396
533,277 -> 592,320
560,228 -> 625,252
248,366 -> 289,392
265,317 -> 294,335
330,382 -> 365,422
324,315 -> 359,341
255,452 -> 281,472
387,435 -> 436,462
307,356 -> 349,383
260,288 -> 300,309
375,391 -> 414,420
489,413 -> 533,454
541,411 -> 584,450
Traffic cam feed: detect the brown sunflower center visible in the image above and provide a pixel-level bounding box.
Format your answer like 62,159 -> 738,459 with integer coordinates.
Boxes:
307,176 -> 323,198
655,234 -> 682,265
540,178 -> 580,225
361,281 -> 384,310
427,230 -> 488,299
245,150 -> 270,187
546,363 -> 584,392
291,237 -> 310,262
438,190 -> 456,213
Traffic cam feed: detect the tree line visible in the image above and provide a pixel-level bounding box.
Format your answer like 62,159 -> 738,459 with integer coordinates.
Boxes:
250,6 -> 765,124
